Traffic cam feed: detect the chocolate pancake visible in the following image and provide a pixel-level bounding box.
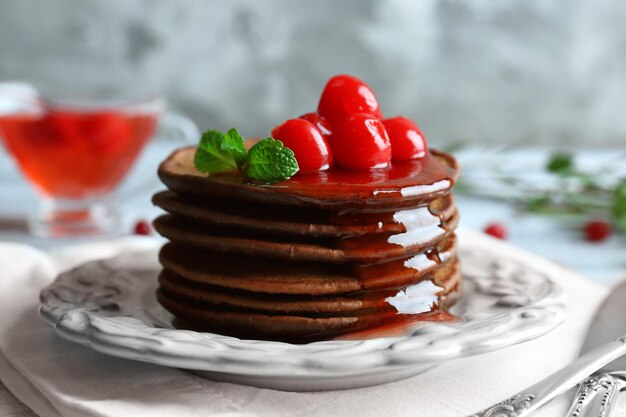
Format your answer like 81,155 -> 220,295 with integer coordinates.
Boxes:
153,211 -> 459,264
158,147 -> 460,210
156,263 -> 461,342
158,237 -> 456,295
158,259 -> 460,315
152,190 -> 456,238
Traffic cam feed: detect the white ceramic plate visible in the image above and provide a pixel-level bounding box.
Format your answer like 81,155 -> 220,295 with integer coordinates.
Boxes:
39,244 -> 566,391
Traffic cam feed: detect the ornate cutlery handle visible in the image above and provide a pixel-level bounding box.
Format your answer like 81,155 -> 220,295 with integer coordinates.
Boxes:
566,373 -> 624,417
468,337 -> 626,417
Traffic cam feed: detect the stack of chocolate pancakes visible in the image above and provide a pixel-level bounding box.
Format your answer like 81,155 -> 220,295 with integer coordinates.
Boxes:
153,146 -> 460,343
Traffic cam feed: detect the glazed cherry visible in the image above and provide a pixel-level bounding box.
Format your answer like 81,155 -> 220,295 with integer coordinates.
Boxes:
299,112 -> 332,136
331,114 -> 391,171
134,220 -> 152,235
317,75 -> 382,123
271,119 -> 333,173
484,222 -> 507,239
383,116 -> 428,161
584,220 -> 611,242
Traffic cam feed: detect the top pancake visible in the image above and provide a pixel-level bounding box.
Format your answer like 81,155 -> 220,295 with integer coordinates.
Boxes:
158,147 -> 459,210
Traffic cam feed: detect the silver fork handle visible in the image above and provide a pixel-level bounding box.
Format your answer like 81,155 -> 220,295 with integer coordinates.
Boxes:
566,373 -> 625,417
468,337 -> 626,417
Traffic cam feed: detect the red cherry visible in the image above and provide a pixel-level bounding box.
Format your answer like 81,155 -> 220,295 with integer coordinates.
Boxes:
484,223 -> 507,239
330,114 -> 391,171
134,220 -> 152,235
317,75 -> 382,123
383,116 -> 428,161
299,112 -> 332,136
271,119 -> 333,173
584,220 -> 611,242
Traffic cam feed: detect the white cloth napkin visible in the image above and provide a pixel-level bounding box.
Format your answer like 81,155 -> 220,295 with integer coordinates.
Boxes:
0,230 -> 612,417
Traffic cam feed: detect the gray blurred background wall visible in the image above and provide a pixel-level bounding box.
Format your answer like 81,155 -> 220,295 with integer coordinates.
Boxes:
1,0 -> 625,146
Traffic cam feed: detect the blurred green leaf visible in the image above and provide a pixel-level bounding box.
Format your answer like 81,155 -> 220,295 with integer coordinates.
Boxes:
612,181 -> 626,232
526,196 -> 552,212
547,152 -> 574,175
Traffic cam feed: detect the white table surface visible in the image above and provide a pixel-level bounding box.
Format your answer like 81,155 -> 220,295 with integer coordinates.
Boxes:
0,141 -> 624,416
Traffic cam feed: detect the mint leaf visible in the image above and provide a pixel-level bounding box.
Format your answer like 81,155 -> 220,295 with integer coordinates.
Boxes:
224,128 -> 247,167
613,181 -> 626,232
194,129 -> 247,174
547,152 -> 573,175
245,138 -> 299,183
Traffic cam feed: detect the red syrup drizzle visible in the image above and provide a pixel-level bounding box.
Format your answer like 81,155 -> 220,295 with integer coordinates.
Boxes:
256,150 -> 457,206
334,309 -> 460,341
313,252 -> 461,342
292,154 -> 459,340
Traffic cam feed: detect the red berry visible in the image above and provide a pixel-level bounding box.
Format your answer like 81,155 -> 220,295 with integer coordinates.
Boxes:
584,220 -> 611,242
383,116 -> 428,161
484,223 -> 507,239
330,114 -> 391,171
317,75 -> 382,123
134,220 -> 151,235
299,112 -> 332,136
271,119 -> 333,173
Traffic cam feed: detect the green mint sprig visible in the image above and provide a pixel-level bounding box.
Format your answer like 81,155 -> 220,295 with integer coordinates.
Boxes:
455,148 -> 626,234
525,152 -> 626,232
193,128 -> 299,183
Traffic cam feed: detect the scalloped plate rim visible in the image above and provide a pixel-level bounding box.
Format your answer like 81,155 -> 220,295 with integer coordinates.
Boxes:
38,246 -> 567,381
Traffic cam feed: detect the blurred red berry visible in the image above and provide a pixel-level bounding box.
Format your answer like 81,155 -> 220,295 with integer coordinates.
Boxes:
484,223 -> 507,239
584,220 -> 611,242
134,220 -> 151,235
